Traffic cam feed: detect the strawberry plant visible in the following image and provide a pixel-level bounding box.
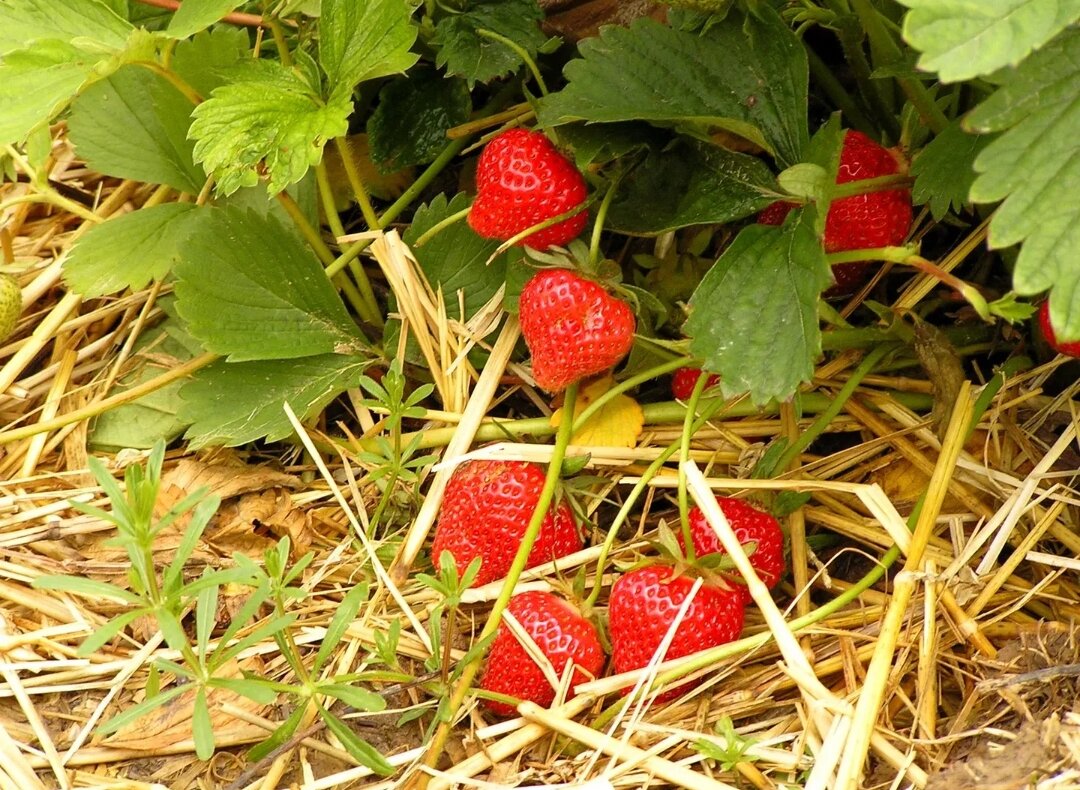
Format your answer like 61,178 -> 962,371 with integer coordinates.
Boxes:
2,0 -> 1080,786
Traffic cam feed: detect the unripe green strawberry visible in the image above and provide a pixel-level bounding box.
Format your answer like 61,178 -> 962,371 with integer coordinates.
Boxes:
0,274 -> 21,341
480,591 -> 604,716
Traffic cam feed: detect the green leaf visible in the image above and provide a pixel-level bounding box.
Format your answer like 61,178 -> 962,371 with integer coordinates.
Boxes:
69,64 -> 204,193
313,584 -> 368,674
965,27 -> 1080,336
318,0 -> 418,102
538,9 -> 808,167
318,706 -> 395,775
171,27 -> 250,98
65,203 -> 201,296
189,61 -> 351,195
32,574 -> 140,603
608,139 -> 777,235
898,0 -> 1080,83
179,354 -> 370,447
0,41 -> 96,147
433,0 -> 547,87
910,121 -> 991,220
209,677 -> 279,705
685,210 -> 830,404
367,68 -> 470,172
0,0 -> 132,56
319,683 -> 387,712
89,317 -> 201,451
402,193 -> 507,318
192,688 -> 215,760
172,206 -> 364,360
777,163 -> 829,201
166,0 -> 245,39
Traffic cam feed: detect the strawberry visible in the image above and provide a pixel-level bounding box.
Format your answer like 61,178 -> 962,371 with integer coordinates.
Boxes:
468,128 -> 588,250
1038,301 -> 1080,358
432,460 -> 582,587
759,130 -> 912,295
518,268 -> 636,392
480,591 -> 605,716
608,565 -> 745,702
0,274 -> 20,342
671,367 -> 720,401
680,496 -> 785,604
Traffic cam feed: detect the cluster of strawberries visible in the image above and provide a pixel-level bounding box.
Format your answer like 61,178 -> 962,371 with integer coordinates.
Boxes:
438,123 -> 1079,716
433,459 -> 785,714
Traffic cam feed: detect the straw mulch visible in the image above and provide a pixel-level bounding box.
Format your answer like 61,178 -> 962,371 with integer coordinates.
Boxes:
1,139 -> 1079,790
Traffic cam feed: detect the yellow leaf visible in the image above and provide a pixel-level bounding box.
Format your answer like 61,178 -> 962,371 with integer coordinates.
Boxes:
550,375 -> 644,448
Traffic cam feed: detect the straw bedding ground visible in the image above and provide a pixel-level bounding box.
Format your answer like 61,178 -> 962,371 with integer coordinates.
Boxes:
0,142 -> 1079,790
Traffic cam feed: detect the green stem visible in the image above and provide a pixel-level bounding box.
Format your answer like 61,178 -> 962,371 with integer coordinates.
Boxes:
0,193 -> 102,224
677,370 -> 713,561
412,206 -> 471,248
825,244 -> 916,266
315,162 -> 348,240
133,61 -> 202,104
571,357 -> 687,435
829,173 -> 912,199
331,136 -> 381,231
770,343 -> 893,474
848,0 -> 949,134
587,173 -> 622,271
475,28 -> 548,96
582,395 -> 733,609
824,0 -> 900,139
419,380 -> 580,773
267,18 -> 294,68
805,47 -> 876,136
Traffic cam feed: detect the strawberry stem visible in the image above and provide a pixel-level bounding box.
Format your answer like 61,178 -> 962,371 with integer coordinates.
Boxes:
582,395 -> 734,610
415,380 -> 580,782
491,193 -> 599,258
677,370 -> 714,563
587,172 -> 624,270
475,29 -> 549,97
828,173 -> 913,200
412,206 -> 472,248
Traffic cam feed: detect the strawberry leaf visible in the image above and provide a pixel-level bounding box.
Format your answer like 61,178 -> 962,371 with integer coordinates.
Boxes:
69,64 -> 205,192
0,41 -> 98,148
179,354 -> 369,447
89,317 -> 200,451
898,0 -> 1080,83
0,0 -> 131,56
367,68 -> 470,172
402,193 -> 508,319
910,121 -> 991,220
433,0 -> 547,88
966,27 -> 1080,339
64,203 -> 201,296
318,0 -> 418,103
190,61 -> 351,195
170,27 -> 250,98
608,139 -> 777,235
538,8 -> 808,167
685,209 -> 830,405
173,206 -> 366,360
165,0 -> 246,39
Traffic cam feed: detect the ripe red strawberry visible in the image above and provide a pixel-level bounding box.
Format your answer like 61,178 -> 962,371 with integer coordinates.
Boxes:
608,565 -> 744,702
468,128 -> 588,250
671,367 -> 720,401
1038,301 -> 1080,358
432,460 -> 582,586
680,496 -> 785,604
518,268 -> 636,392
759,130 -> 912,295
480,591 -> 605,716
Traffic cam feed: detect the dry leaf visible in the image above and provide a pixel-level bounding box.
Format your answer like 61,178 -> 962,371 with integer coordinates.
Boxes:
323,133 -> 413,207
550,375 -> 644,448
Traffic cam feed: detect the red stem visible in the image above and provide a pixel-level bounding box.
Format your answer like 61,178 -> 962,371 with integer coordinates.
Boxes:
132,0 -> 270,27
